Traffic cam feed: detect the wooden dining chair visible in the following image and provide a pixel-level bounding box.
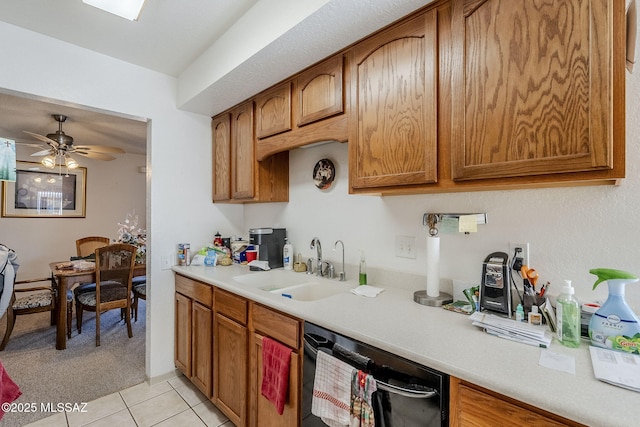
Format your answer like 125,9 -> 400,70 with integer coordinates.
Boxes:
74,243 -> 136,346
131,276 -> 146,322
1,276 -> 57,351
76,236 -> 111,258
70,236 -> 111,335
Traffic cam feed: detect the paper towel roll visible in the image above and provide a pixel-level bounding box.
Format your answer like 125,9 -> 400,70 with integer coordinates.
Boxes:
426,235 -> 440,297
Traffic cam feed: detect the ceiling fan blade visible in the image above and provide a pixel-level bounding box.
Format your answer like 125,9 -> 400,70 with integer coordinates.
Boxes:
15,141 -> 45,148
23,130 -> 58,146
73,145 -> 125,154
30,149 -> 53,157
74,151 -> 116,161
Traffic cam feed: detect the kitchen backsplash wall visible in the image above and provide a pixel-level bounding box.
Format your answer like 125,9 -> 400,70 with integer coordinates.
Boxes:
245,68 -> 640,312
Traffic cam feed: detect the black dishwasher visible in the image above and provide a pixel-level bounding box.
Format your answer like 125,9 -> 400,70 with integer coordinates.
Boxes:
302,322 -> 449,427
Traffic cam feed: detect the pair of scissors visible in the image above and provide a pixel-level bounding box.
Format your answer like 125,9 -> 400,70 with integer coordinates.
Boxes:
520,265 -> 539,293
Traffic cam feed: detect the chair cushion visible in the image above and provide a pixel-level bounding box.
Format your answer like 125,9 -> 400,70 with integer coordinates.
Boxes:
132,276 -> 146,286
74,281 -> 123,297
14,292 -> 52,310
76,285 -> 129,307
133,284 -> 146,297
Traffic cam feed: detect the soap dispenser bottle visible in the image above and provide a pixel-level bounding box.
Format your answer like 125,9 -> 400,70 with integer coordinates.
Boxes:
589,268 -> 640,354
359,251 -> 367,285
283,238 -> 293,271
556,280 -> 580,348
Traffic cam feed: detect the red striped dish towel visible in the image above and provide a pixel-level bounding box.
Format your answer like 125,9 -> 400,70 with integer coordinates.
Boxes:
261,337 -> 292,415
0,361 -> 21,420
311,350 -> 356,427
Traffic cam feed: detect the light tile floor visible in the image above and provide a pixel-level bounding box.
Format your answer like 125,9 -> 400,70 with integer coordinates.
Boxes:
23,375 -> 232,427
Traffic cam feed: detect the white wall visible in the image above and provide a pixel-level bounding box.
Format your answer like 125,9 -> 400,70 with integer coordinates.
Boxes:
0,22 -> 244,379
246,68 -> 640,312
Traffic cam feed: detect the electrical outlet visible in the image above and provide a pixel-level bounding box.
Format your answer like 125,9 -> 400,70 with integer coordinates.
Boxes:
509,242 -> 530,269
395,235 -> 417,259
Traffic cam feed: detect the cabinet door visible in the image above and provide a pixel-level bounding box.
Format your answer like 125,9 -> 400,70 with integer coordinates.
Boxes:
297,54 -> 344,127
231,101 -> 255,200
174,292 -> 192,377
450,378 -> 577,426
212,113 -> 231,202
249,333 -> 300,427
350,11 -> 438,189
214,313 -> 248,426
191,301 -> 212,398
256,82 -> 292,139
451,0 -> 615,181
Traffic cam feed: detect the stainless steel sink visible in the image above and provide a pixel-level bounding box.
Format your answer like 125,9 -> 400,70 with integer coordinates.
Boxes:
268,281 -> 350,301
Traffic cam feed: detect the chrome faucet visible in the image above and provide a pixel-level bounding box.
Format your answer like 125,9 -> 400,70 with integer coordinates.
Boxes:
334,240 -> 346,281
310,237 -> 323,276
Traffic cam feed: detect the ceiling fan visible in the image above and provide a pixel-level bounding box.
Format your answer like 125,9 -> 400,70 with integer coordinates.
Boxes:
23,114 -> 125,169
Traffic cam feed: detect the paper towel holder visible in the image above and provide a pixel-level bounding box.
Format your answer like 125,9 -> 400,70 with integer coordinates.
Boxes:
413,213 -> 487,307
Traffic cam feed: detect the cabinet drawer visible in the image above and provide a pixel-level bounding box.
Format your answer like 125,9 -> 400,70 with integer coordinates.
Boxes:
175,274 -> 213,308
251,303 -> 301,349
215,288 -> 247,325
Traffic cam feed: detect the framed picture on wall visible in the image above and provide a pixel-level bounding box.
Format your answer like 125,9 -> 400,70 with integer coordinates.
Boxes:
2,161 -> 87,218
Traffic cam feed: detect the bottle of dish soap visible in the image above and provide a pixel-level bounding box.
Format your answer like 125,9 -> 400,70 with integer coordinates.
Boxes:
589,268 -> 640,354
283,238 -> 293,271
359,251 -> 367,285
556,280 -> 580,348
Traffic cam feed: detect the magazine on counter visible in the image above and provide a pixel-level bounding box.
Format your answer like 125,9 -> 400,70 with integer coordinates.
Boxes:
589,346 -> 640,393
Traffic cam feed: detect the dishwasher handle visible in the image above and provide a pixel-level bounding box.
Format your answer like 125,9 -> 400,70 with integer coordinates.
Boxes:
376,380 -> 437,399
303,336 -> 438,400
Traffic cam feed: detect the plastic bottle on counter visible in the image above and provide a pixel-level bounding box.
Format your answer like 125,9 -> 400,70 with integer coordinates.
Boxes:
283,238 -> 293,271
359,251 -> 367,285
515,303 -> 524,322
557,280 -> 581,348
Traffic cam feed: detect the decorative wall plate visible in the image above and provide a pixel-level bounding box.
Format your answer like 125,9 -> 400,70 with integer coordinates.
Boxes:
313,158 -> 335,190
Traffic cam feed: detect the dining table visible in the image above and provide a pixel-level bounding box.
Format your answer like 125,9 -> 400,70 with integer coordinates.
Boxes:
49,261 -> 146,350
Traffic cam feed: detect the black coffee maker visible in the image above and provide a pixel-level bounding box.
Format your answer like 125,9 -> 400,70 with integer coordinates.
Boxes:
249,228 -> 286,270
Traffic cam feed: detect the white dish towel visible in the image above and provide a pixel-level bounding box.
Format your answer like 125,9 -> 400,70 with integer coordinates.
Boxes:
350,285 -> 385,298
311,350 -> 356,427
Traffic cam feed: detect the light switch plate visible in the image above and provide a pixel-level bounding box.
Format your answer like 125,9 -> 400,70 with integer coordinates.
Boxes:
396,235 -> 417,259
161,254 -> 173,270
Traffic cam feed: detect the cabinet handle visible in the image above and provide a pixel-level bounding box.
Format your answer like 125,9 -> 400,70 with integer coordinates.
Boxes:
628,0 -> 637,73
375,380 -> 438,399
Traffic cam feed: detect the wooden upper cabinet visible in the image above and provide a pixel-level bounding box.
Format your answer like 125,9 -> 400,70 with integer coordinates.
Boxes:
296,54 -> 344,126
212,114 -> 231,202
451,0 -> 618,181
256,82 -> 292,139
231,101 -> 256,200
350,11 -> 438,189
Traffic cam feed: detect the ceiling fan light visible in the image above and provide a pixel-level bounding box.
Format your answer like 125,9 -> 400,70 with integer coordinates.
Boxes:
42,155 -> 56,168
65,156 -> 79,169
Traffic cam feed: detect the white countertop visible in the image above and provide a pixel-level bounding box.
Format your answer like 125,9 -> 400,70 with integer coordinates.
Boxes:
173,264 -> 636,426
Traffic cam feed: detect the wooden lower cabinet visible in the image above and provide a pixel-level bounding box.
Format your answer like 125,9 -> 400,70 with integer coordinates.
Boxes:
214,312 -> 248,426
174,275 -> 213,398
191,302 -> 212,397
248,303 -> 302,427
450,377 -> 584,427
174,292 -> 192,376
175,274 -> 303,427
249,332 -> 300,427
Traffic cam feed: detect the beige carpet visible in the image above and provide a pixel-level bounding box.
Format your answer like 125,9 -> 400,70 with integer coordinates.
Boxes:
0,300 -> 146,427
